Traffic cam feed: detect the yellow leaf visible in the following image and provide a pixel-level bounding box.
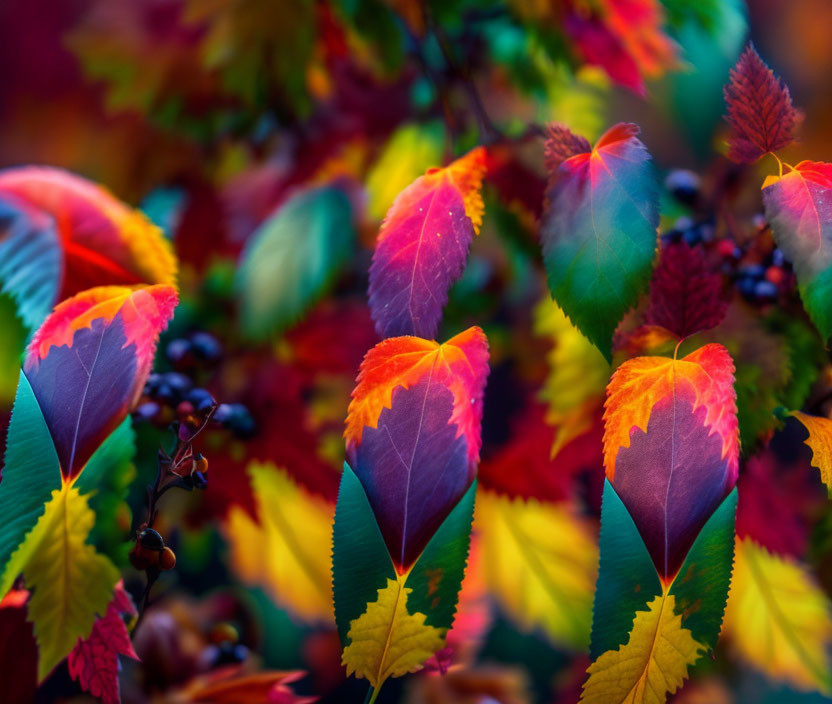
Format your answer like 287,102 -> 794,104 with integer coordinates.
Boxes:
365,123 -> 444,221
342,577 -> 445,690
475,489 -> 597,649
723,537 -> 832,693
581,594 -> 705,704
225,462 -> 334,623
790,411 -> 832,494
12,481 -> 119,681
534,298 -> 609,457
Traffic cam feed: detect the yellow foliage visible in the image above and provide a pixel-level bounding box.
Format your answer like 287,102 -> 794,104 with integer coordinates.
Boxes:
534,298 -> 608,457
474,489 -> 597,650
581,594 -> 705,704
723,537 -> 832,693
791,411 -> 832,494
12,482 -> 119,681
342,578 -> 445,690
225,462 -> 334,623
365,123 -> 444,221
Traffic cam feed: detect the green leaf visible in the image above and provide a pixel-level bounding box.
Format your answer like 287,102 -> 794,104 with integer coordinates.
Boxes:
0,370 -> 62,598
75,418 -> 137,563
235,185 -> 355,340
540,123 -> 659,361
0,294 -> 26,405
669,488 -> 737,648
406,480 -> 476,631
590,479 -> 662,660
332,462 -> 396,647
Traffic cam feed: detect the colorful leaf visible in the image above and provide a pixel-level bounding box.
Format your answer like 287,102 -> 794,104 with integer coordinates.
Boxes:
603,344 -> 738,579
68,580 -> 138,704
645,240 -> 727,338
225,462 -> 334,623
11,481 -> 119,681
762,160 -> 832,342
345,326 -> 489,469
341,577 -> 446,690
535,298 -> 609,457
475,489 -> 598,650
723,44 -> 799,164
368,147 -> 487,339
235,185 -> 355,339
723,538 -> 832,694
24,284 -> 177,478
352,378 -> 470,570
0,371 -> 61,599
0,166 -> 177,298
540,122 -> 659,361
581,594 -> 705,704
178,670 -> 316,704
790,411 -> 832,495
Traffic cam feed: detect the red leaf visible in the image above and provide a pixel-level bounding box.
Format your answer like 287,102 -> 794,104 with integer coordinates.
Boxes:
544,123 -> 591,172
645,241 -> 728,338
723,44 -> 799,164
68,581 -> 138,704
0,590 -> 38,704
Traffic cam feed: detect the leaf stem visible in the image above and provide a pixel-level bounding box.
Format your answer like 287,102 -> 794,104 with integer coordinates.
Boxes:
363,685 -> 376,704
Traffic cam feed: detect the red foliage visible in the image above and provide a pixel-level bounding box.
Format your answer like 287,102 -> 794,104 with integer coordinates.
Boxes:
68,581 -> 139,704
645,241 -> 728,338
0,590 -> 37,704
723,44 -> 800,163
544,123 -> 591,171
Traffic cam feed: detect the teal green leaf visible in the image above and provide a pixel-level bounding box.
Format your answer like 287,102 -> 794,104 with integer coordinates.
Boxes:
75,418 -> 137,563
540,123 -> 659,361
0,370 -> 62,598
235,186 -> 355,339
590,479 -> 662,659
669,488 -> 737,648
332,462 -> 396,646
406,480 -> 476,631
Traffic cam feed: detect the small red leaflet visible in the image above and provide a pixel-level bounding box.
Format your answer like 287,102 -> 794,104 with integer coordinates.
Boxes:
723,44 -> 800,164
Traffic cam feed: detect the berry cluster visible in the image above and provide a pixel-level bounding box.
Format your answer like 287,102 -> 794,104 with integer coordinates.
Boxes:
129,528 -> 176,572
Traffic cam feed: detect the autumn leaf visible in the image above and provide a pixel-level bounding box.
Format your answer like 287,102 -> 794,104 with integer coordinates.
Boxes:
534,298 -> 609,458
0,166 -> 177,299
368,147 -> 486,339
178,670 -> 316,704
540,123 -> 659,361
723,538 -> 832,694
723,44 -> 799,163
225,462 -> 334,623
762,160 -> 832,342
474,489 -> 597,650
68,581 -> 138,704
342,578 -> 445,691
25,284 -> 178,478
235,185 -> 355,340
645,241 -> 727,338
10,482 -> 119,681
581,594 -> 705,704
603,344 -> 738,579
787,411 -> 832,495
344,327 -> 489,470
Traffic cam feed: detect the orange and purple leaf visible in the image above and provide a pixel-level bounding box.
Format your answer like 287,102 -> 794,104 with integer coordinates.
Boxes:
723,44 -> 799,164
368,148 -> 486,339
345,326 -> 489,470
67,581 -> 138,704
603,344 -> 739,580
540,123 -> 659,361
24,285 -> 177,478
645,241 -> 727,338
0,167 -> 177,299
762,161 -> 832,341
352,378 -> 470,571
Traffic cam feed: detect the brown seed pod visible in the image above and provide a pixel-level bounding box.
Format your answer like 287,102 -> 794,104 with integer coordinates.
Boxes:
129,544 -> 155,571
